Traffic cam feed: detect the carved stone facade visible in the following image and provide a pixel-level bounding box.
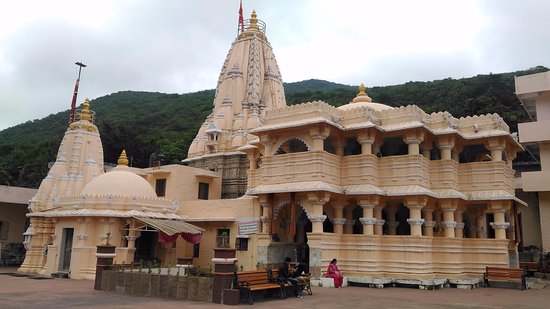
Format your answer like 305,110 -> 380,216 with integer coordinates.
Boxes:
187,153 -> 249,199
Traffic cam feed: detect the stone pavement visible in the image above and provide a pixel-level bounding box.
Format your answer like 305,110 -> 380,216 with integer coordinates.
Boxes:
1,268 -> 549,309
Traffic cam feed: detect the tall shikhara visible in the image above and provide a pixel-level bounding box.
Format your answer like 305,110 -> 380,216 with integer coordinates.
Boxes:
185,10 -> 286,198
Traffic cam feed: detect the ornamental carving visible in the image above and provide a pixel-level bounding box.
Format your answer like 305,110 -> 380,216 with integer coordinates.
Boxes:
423,221 -> 436,228
359,217 -> 377,225
407,218 -> 425,226
374,219 -> 386,226
332,218 -> 347,225
441,221 -> 457,229
489,222 -> 510,230
307,214 -> 327,222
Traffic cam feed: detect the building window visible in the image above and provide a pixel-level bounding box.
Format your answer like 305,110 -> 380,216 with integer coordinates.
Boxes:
216,229 -> 230,248
193,243 -> 200,257
235,238 -> 248,251
198,182 -> 209,200
155,179 -> 166,197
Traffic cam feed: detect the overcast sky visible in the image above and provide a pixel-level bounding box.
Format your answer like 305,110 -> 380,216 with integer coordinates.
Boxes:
1,0 -> 549,131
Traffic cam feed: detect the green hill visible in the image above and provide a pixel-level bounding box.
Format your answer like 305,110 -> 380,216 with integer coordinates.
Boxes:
0,66 -> 547,188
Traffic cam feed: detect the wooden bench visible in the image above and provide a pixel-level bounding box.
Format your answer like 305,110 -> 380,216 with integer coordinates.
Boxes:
484,266 -> 526,290
271,269 -> 312,296
235,270 -> 285,305
519,261 -> 539,276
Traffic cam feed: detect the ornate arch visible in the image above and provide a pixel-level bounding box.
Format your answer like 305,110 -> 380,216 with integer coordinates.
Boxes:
273,137 -> 310,155
273,200 -> 309,219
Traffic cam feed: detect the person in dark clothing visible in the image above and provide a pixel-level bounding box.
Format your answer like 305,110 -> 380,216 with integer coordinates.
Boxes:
279,257 -> 301,298
292,258 -> 307,277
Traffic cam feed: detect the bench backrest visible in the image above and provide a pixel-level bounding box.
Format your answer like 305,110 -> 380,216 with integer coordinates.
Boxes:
237,270 -> 271,286
486,267 -> 524,279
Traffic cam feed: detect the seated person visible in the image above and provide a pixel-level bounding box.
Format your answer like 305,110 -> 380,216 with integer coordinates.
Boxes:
292,259 -> 308,277
279,257 -> 301,298
326,258 -> 344,288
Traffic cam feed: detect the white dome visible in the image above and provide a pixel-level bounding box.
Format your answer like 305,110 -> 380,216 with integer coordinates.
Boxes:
337,102 -> 393,112
81,170 -> 156,198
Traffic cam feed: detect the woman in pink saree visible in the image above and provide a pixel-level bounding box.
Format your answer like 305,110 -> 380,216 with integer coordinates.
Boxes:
326,258 -> 343,288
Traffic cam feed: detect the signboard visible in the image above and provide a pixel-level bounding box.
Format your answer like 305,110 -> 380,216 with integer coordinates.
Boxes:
239,220 -> 259,235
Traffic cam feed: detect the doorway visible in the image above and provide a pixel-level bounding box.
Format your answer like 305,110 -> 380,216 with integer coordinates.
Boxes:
58,228 -> 74,271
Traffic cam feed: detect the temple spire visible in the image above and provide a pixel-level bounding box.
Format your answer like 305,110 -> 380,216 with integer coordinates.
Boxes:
117,150 -> 129,166
80,98 -> 91,121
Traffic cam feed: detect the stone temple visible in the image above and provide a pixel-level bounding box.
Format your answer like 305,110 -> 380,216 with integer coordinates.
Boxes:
18,10 -> 528,286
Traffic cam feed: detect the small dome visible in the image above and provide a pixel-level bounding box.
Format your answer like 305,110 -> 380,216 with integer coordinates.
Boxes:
337,101 -> 393,112
338,83 -> 393,112
81,170 -> 156,198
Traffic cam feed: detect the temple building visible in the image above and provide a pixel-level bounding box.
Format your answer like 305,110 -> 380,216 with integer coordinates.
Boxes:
18,10 -> 529,282
184,10 -> 286,199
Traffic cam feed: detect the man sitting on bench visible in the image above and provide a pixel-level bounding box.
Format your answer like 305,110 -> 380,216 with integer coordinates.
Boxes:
279,257 -> 301,298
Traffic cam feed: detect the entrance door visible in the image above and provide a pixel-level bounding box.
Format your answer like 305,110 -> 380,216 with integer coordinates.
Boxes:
59,228 -> 74,271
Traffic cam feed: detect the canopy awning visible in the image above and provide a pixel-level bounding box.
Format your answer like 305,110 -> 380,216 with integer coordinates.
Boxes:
133,216 -> 204,236
133,216 -> 204,244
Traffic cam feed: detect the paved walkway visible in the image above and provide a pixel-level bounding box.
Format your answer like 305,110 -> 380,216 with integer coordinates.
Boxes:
1,268 -> 549,309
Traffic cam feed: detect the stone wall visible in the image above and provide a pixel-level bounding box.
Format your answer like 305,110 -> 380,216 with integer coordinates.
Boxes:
187,153 -> 249,199
0,242 -> 25,266
100,270 -> 213,302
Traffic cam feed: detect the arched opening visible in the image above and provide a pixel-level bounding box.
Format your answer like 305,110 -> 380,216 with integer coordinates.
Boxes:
323,212 -> 334,233
460,144 -> 491,163
352,205 -> 363,234
463,212 -> 472,238
396,204 -> 411,235
275,137 -> 308,155
344,138 -> 361,156
323,138 -> 336,154
380,137 -> 408,157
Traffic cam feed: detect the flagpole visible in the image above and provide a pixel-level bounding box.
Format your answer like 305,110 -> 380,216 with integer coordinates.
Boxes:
69,61 -> 87,124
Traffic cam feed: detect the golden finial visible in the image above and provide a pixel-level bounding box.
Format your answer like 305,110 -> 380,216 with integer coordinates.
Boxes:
117,150 -> 129,166
352,83 -> 372,103
249,10 -> 258,29
80,98 -> 91,121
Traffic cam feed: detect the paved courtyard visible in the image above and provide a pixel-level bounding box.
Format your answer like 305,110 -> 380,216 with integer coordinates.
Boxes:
1,268 -> 549,309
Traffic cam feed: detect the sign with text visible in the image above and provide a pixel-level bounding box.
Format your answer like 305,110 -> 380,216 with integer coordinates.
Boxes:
238,220 -> 259,235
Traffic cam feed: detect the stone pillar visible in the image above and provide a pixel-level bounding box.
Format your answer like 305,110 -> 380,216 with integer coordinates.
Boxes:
94,245 -> 116,290
422,208 -> 435,237
261,134 -> 274,157
452,145 -> 463,162
358,197 -> 379,236
489,201 -> 511,240
373,143 -> 382,156
344,206 -> 354,234
335,139 -> 345,157
212,248 -> 237,304
420,143 -> 432,159
309,126 -> 330,151
306,193 -> 330,233
332,205 -> 345,234
259,196 -> 272,234
357,131 -> 376,155
485,137 -> 506,162
404,131 -> 424,155
386,205 -> 399,235
440,200 -> 458,238
373,206 -> 385,235
405,196 -> 426,236
454,208 -> 464,239
437,136 -> 455,160
477,214 -> 487,238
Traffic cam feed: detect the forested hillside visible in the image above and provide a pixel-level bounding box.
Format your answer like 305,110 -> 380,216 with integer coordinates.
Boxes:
0,66 -> 547,188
